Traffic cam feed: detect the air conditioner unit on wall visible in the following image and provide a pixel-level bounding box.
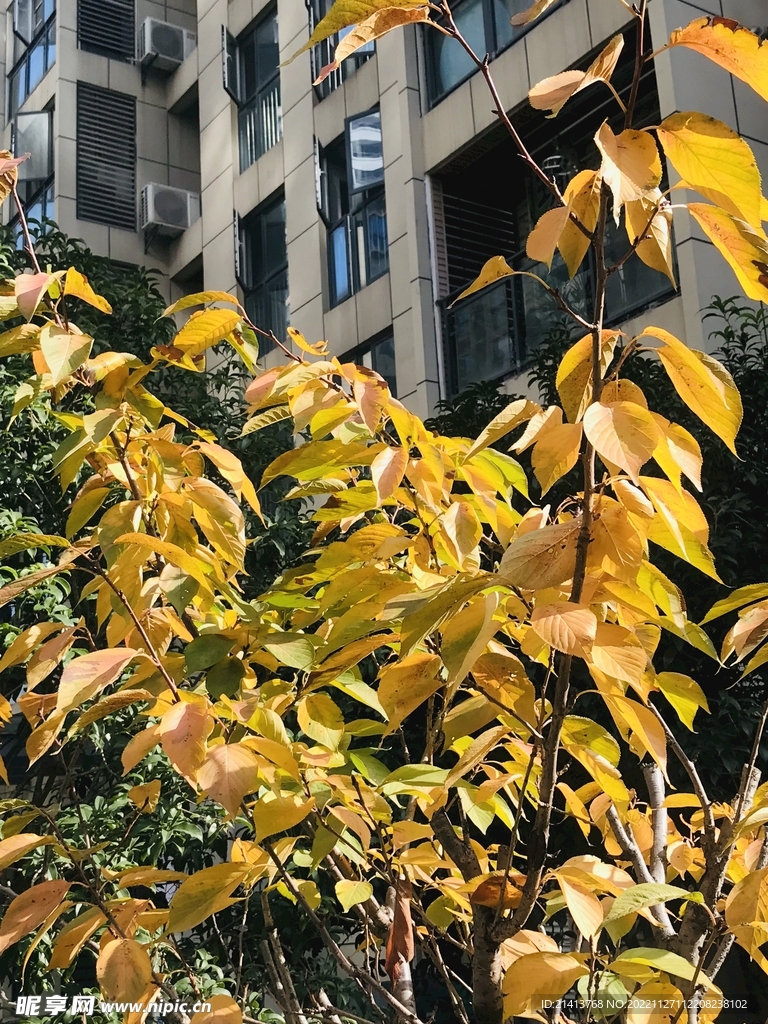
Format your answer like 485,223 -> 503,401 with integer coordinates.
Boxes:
141,184 -> 200,237
139,18 -> 197,71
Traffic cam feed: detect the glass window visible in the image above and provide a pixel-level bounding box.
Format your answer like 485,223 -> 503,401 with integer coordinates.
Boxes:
425,0 -> 563,106
342,331 -> 397,396
310,0 -> 375,99
14,109 -> 52,182
227,10 -> 282,172
8,0 -> 56,116
321,117 -> 389,308
12,175 -> 54,247
241,195 -> 289,354
347,111 -> 384,194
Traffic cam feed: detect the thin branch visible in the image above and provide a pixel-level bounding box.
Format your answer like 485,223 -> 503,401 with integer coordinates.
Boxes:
605,805 -> 675,938
643,762 -> 667,885
625,0 -> 649,129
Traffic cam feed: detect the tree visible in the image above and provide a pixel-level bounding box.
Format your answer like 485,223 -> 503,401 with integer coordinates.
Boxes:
3,4 -> 768,1024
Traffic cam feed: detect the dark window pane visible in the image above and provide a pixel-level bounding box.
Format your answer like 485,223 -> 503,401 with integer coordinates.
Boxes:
427,0 -> 484,101
603,219 -> 674,323
241,33 -> 257,102
46,19 -> 55,66
451,279 -> 515,391
242,195 -> 288,349
262,200 -> 286,278
370,335 -> 397,396
493,0 -> 528,51
255,16 -> 279,87
347,111 -> 384,193
365,193 -> 389,282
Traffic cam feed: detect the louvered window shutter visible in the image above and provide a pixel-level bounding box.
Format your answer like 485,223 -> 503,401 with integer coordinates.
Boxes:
78,0 -> 135,62
76,82 -> 137,230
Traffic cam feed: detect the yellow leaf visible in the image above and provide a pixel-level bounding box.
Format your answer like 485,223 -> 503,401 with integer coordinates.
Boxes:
96,938 -> 153,1002
167,863 -> 250,933
531,421 -> 583,493
118,867 -> 189,887
173,308 -> 242,355
657,112 -> 762,226
589,624 -> 648,686
159,698 -> 213,785
442,592 -> 503,687
441,501 -> 482,570
289,0 -> 425,60
0,322 -> 40,356
127,780 -> 161,814
114,533 -> 215,594
499,518 -> 580,590
651,413 -> 702,491
57,648 -> 141,715
335,878 -> 373,912
371,445 -> 408,502
626,981 -> 685,1024
530,602 -> 597,657
190,995 -> 243,1024
510,0 -> 558,27
526,206 -> 571,268
583,400 -> 661,483
688,202 -> 768,303
702,583 -> 768,625
666,17 -> 768,103
252,794 -> 315,842
297,692 -> 345,750
556,872 -> 604,939
451,256 -> 515,305
0,880 -> 71,955
529,34 -> 623,115
379,652 -> 442,735
286,325 -> 329,356
198,743 -> 261,816
464,398 -> 540,460
0,833 -> 55,871
196,442 -> 262,517
66,486 -> 110,538
625,191 -> 675,284
64,267 -> 112,314
0,622 -> 64,673
502,951 -> 588,1018
69,689 -> 154,738
445,724 -> 509,788
48,906 -> 106,970
640,326 -> 742,453
186,477 -> 246,567
164,291 -> 242,316
121,724 -> 161,775
654,672 -> 709,730
315,6 -> 429,83
559,171 -> 602,277
40,325 -> 94,386
556,330 -> 620,422
595,123 -> 662,222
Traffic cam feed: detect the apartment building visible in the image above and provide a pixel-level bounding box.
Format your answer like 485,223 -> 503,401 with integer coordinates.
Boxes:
1,0 -> 766,421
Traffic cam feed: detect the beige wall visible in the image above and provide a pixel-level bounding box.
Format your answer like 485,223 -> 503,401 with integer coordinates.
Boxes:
1,0 -> 765,413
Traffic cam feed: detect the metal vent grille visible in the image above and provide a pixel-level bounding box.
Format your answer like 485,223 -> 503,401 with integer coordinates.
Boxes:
78,0 -> 135,62
76,82 -> 137,231
442,194 -> 518,295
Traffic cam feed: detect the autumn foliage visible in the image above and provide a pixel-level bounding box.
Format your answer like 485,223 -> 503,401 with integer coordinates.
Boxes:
3,2 -> 768,1024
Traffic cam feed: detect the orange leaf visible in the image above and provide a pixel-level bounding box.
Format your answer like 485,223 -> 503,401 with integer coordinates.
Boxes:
159,698 -> 213,785
666,17 -> 768,103
0,880 -> 71,955
371,445 -> 408,502
198,743 -> 261,816
385,878 -> 415,985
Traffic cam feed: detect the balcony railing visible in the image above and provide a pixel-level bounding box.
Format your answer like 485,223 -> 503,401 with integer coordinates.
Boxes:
328,193 -> 388,307
441,243 -> 675,394
238,76 -> 282,172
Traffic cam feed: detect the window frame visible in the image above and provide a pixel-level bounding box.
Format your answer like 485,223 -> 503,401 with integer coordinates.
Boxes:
423,0 -> 565,107
239,192 -> 289,354
8,0 -> 56,117
340,328 -> 397,396
222,9 -> 283,172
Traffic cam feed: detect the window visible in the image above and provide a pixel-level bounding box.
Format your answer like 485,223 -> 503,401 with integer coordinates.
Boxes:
223,11 -> 282,173
76,83 -> 137,230
8,0 -> 56,116
239,195 -> 289,356
11,178 -> 54,247
438,36 -> 675,393
424,0 -> 562,105
319,110 -> 389,308
77,0 -> 135,62
309,0 -> 374,100
342,331 -> 397,395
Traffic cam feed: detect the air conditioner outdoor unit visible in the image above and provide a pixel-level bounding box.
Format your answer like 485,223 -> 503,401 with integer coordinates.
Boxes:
139,18 -> 196,71
141,184 -> 200,237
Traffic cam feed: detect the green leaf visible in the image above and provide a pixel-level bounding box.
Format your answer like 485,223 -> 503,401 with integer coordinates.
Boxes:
612,947 -> 714,987
241,406 -> 292,436
335,879 -> 373,912
654,672 -> 709,730
184,634 -> 235,675
264,634 -> 321,670
603,884 -> 700,926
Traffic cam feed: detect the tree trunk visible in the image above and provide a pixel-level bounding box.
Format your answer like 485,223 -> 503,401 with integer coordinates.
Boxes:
472,906 -> 503,1024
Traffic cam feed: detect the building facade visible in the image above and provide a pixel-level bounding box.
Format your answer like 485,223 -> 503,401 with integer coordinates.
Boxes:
1,0 -> 766,420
